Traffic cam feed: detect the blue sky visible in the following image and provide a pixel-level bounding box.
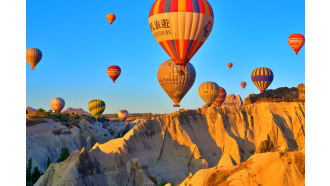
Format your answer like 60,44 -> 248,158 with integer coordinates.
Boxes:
26,0 -> 305,114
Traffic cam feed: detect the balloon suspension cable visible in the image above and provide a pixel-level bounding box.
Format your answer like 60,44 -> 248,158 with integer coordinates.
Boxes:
113,81 -> 115,83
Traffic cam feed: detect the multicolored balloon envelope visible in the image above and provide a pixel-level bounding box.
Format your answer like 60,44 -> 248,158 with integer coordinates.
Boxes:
149,0 -> 214,69
288,33 -> 305,55
26,48 -> 42,70
107,65 -> 121,83
198,81 -> 220,107
158,59 -> 196,107
50,97 -> 65,113
251,67 -> 274,93
106,13 -> 116,24
118,110 -> 129,121
227,63 -> 233,69
212,87 -> 227,107
241,82 -> 246,89
88,100 -> 106,119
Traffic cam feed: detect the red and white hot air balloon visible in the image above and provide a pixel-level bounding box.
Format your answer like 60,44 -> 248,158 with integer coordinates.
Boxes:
107,65 -> 121,83
288,33 -> 305,55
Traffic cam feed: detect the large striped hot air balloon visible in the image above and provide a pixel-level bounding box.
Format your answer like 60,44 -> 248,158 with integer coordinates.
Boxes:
88,100 -> 106,119
212,87 -> 227,107
50,97 -> 65,113
198,81 -> 220,107
26,48 -> 42,70
158,59 -> 196,107
251,67 -> 274,93
118,110 -> 129,121
241,82 -> 246,89
107,65 -> 121,83
106,13 -> 116,24
288,33 -> 305,55
149,0 -> 214,69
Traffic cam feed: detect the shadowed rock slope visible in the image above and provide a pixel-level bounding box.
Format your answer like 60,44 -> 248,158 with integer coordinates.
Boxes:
36,101 -> 305,186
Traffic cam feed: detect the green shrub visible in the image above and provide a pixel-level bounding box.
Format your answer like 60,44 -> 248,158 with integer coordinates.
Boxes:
57,147 -> 70,162
36,108 -> 46,115
31,166 -> 41,183
26,157 -> 43,184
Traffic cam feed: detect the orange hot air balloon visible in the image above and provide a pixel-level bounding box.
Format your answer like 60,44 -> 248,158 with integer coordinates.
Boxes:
107,65 -> 121,83
149,0 -> 214,70
288,33 -> 305,55
106,13 -> 116,24
241,82 -> 246,89
227,63 -> 233,69
26,48 -> 42,70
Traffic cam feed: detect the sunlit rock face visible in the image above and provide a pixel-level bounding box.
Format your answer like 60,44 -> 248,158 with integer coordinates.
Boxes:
223,94 -> 243,107
36,101 -> 305,186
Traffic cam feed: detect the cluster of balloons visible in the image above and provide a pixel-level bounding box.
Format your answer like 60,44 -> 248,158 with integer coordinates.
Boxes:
27,1 -> 305,114
147,0 -> 304,108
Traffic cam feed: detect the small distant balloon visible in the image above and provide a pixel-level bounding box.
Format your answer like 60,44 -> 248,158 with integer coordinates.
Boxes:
118,110 -> 128,121
50,97 -> 65,113
251,67 -> 274,93
26,48 -> 42,70
227,63 -> 233,69
198,81 -> 220,107
288,33 -> 305,55
212,87 -> 227,107
106,13 -> 116,24
107,65 -> 121,83
88,100 -> 106,119
241,82 -> 246,89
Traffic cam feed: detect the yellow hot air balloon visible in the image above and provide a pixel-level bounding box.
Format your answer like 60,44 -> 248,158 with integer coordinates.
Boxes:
149,0 -> 214,69
106,13 -> 116,24
26,48 -> 42,70
198,81 -> 220,107
88,100 -> 106,119
158,59 -> 196,107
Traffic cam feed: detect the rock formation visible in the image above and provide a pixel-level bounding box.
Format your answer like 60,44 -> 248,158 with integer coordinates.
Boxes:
62,107 -> 89,115
243,84 -> 305,106
223,94 -> 243,107
26,107 -> 37,112
180,150 -> 305,186
36,100 -> 305,186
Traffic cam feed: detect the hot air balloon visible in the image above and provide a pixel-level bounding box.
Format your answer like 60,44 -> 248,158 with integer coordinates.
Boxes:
227,63 -> 233,69
212,87 -> 227,107
241,82 -> 246,89
106,13 -> 116,24
288,33 -> 305,55
158,59 -> 196,107
88,100 -> 106,119
26,48 -> 42,70
107,65 -> 121,83
149,0 -> 214,69
118,110 -> 129,121
198,81 -> 220,107
251,67 -> 274,93
50,97 -> 65,113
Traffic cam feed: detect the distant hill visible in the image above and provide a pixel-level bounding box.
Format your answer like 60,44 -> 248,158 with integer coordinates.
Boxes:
26,107 -> 37,112
62,107 -> 89,115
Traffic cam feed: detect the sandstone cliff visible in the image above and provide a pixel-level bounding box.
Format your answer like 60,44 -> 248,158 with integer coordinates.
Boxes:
180,150 -> 305,186
223,94 -> 243,107
36,101 -> 305,186
243,84 -> 305,106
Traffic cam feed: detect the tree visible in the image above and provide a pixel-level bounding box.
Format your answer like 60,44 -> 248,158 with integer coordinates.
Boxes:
31,166 -> 41,183
46,157 -> 51,168
26,157 -> 32,182
26,110 -> 28,115
57,147 -> 70,162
